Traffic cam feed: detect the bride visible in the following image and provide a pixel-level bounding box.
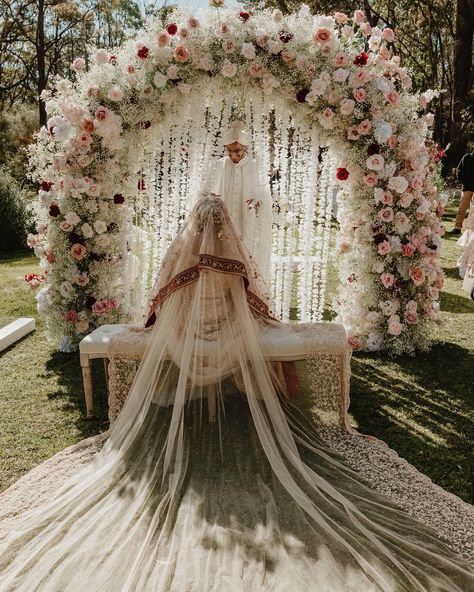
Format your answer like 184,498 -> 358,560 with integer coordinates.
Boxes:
0,195 -> 473,591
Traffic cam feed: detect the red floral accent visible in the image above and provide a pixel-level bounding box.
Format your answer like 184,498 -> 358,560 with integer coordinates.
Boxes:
109,55 -> 118,65
353,52 -> 368,66
114,193 -> 125,204
296,88 -> 309,103
41,180 -> 52,191
166,23 -> 178,35
336,167 -> 349,180
137,46 -> 149,59
137,179 -> 146,191
239,11 -> 250,21
49,203 -> 60,217
279,31 -> 294,43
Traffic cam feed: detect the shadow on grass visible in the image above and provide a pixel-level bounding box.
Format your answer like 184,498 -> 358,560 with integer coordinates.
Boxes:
349,342 -> 474,504
443,266 -> 462,280
440,290 -> 474,314
43,351 -> 110,437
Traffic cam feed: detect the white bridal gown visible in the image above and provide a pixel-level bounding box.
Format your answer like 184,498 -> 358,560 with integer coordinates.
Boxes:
0,197 -> 473,592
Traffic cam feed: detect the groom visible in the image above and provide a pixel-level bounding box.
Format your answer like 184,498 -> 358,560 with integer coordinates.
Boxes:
212,122 -> 272,282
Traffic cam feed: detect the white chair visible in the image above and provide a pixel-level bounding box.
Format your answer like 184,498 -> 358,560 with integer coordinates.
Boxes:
79,324 -> 138,418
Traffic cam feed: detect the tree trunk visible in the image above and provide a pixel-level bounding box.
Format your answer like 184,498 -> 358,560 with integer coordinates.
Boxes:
37,0 -> 47,127
447,0 -> 474,172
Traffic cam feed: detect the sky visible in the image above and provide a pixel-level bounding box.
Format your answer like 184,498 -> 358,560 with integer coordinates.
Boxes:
158,0 -> 242,13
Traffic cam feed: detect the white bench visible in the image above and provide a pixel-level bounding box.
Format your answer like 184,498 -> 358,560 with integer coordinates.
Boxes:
106,323 -> 352,428
0,318 -> 35,352
79,324 -> 140,418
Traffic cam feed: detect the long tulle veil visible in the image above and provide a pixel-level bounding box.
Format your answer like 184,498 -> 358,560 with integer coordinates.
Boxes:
0,197 -> 472,591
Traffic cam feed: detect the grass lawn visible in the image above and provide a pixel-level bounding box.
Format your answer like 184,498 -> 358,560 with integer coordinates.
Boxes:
0,202 -> 473,502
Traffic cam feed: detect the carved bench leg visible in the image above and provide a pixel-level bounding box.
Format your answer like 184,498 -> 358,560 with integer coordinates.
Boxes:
80,353 -> 94,418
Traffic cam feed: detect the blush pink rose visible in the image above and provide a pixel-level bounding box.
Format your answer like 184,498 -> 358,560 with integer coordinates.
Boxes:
94,106 -> 108,121
335,52 -> 347,66
353,87 -> 366,102
82,118 -> 95,133
364,173 -> 378,187
385,91 -> 401,106
71,243 -> 87,261
64,310 -> 78,323
412,177 -> 424,191
158,32 -> 170,47
354,10 -> 366,23
428,286 -> 439,300
383,191 -> 394,205
398,193 -> 414,208
92,300 -> 109,316
387,134 -> 398,148
378,207 -> 394,222
174,45 -> 189,63
381,273 -> 395,288
387,319 -> 403,335
401,243 -> 416,257
334,12 -> 348,24
347,126 -> 360,140
249,61 -> 263,77
377,240 -> 391,255
313,27 -> 332,44
357,119 -> 372,135
382,28 -> 395,42
409,267 -> 426,286
405,311 -> 419,324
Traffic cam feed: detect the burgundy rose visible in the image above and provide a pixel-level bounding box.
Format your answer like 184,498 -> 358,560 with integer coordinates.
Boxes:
114,193 -> 125,204
394,278 -> 403,289
166,23 -> 178,35
353,52 -> 368,66
336,167 -> 349,181
69,232 -> 84,245
109,54 -> 118,65
140,120 -> 151,129
373,232 -> 388,245
41,180 -> 52,192
296,88 -> 309,103
367,143 -> 380,155
85,295 -> 97,309
49,203 -> 60,217
137,46 -> 149,59
137,179 -> 146,191
239,11 -> 250,21
279,31 -> 294,43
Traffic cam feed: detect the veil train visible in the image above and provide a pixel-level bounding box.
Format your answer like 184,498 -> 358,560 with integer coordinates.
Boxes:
0,197 -> 472,592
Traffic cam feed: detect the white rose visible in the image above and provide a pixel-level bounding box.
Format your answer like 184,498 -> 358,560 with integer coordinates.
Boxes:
94,49 -> 109,64
153,72 -> 168,88
339,98 -> 355,115
366,154 -> 385,171
59,281 -> 74,298
333,68 -> 349,83
367,332 -> 383,351
65,211 -> 81,226
93,220 -> 108,234
241,42 -> 256,60
221,60 -> 237,78
388,175 -> 409,194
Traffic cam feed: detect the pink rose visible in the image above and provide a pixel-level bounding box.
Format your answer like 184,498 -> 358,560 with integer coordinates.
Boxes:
313,27 -> 332,44
409,267 -> 426,286
388,318 -> 403,336
383,191 -> 394,205
158,32 -> 170,47
335,52 -> 347,66
366,154 -> 384,171
92,300 -> 109,316
405,309 -> 419,324
249,61 -> 263,78
381,273 -> 395,288
188,17 -> 199,29
64,310 -> 78,323
401,243 -> 416,257
59,221 -> 74,232
334,12 -> 348,24
357,119 -> 372,135
75,273 -> 89,287
423,304 -> 436,319
387,134 -> 398,148
415,212 -> 426,221
378,207 -> 394,223
385,91 -> 401,106
398,193 -> 414,208
354,10 -> 366,23
412,177 -> 424,191
347,126 -> 360,140
220,23 -> 229,35
82,118 -> 95,133
178,27 -> 188,38
174,45 -> 189,63
322,107 -> 335,120
353,87 -> 366,102
361,22 -> 372,36
94,106 -> 108,121
221,60 -> 237,77
382,28 -> 395,42
364,173 -> 378,187
377,240 -> 392,255
428,286 -> 439,300
71,243 -> 87,261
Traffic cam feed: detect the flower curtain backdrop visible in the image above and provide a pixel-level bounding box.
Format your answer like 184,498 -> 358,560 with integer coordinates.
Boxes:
27,4 -> 445,355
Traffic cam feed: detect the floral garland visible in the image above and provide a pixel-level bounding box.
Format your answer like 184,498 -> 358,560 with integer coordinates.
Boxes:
26,4 -> 445,354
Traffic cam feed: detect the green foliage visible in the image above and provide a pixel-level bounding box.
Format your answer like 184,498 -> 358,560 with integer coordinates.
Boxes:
0,167 -> 34,252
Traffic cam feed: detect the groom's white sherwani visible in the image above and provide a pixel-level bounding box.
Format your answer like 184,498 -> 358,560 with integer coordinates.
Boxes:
213,154 -> 272,283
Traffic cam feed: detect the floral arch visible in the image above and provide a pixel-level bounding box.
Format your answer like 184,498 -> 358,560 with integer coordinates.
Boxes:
27,4 -> 445,355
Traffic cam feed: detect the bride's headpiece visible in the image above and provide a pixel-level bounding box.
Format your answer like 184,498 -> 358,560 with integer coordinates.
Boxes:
223,120 -> 250,146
